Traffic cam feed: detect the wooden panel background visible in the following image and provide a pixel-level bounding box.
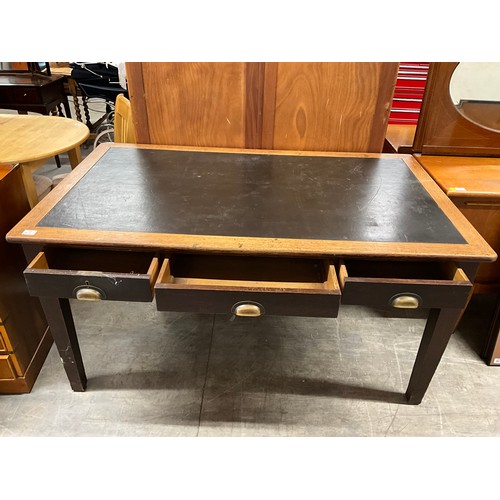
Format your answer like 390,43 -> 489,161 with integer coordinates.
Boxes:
127,62 -> 259,148
127,62 -> 398,152
263,62 -> 399,152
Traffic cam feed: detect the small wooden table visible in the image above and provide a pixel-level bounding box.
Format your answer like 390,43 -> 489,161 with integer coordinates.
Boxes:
6,145 -> 496,405
0,114 -> 90,207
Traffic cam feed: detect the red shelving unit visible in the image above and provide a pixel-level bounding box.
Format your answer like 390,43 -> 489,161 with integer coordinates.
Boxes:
389,63 -> 429,125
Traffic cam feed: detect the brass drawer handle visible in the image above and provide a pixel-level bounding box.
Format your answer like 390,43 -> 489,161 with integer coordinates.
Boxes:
74,286 -> 104,301
390,294 -> 421,309
233,303 -> 263,317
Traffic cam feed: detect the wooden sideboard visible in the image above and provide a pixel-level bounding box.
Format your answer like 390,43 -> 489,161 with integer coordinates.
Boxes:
415,155 -> 500,365
0,164 -> 51,393
0,72 -> 71,117
126,62 -> 399,152
397,62 -> 500,366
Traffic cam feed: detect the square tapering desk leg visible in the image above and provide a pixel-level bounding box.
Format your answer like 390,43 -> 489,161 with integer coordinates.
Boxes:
39,296 -> 87,392
405,307 -> 463,405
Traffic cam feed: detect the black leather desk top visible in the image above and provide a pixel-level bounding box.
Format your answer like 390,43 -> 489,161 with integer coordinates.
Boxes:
38,148 -> 466,244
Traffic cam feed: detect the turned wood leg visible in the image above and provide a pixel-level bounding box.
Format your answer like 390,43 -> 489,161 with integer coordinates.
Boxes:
39,296 -> 87,391
405,307 -> 463,404
67,78 -> 81,120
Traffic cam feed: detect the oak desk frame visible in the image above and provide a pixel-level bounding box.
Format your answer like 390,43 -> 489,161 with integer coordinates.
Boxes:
7,144 -> 496,405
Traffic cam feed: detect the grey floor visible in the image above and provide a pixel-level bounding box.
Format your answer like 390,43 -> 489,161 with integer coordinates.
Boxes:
1,294 -> 500,437
2,103 -> 500,437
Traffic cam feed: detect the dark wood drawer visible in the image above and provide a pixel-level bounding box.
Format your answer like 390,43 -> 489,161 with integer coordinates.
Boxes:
155,254 -> 340,318
0,355 -> 17,381
338,260 -> 472,309
0,85 -> 41,104
24,249 -> 160,302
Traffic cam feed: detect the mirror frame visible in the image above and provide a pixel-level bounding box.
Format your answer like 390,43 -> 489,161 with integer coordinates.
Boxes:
413,62 -> 500,157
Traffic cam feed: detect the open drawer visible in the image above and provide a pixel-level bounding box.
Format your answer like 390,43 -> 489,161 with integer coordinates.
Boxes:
24,248 -> 160,302
155,254 -> 341,318
338,259 -> 472,309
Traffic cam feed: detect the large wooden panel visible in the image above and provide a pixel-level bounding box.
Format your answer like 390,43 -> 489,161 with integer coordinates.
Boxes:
127,62 -> 398,152
128,62 -> 261,148
263,62 -> 399,152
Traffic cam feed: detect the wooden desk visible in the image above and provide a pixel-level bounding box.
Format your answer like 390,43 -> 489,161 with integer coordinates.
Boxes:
0,114 -> 90,207
7,145 -> 496,405
0,72 -> 71,117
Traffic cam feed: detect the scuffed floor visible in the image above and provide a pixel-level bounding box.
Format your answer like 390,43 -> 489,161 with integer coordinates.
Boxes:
1,294 -> 499,437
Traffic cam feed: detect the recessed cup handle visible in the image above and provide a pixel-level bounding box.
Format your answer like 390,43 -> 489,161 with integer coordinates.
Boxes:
390,294 -> 421,309
74,285 -> 105,301
232,302 -> 264,317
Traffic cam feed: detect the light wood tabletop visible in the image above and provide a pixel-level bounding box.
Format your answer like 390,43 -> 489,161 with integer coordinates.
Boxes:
0,113 -> 90,208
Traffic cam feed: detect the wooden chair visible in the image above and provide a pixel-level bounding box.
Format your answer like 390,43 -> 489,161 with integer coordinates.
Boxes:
114,93 -> 136,143
53,94 -> 136,187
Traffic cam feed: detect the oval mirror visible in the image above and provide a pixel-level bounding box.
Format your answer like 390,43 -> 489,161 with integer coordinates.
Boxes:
449,62 -> 500,132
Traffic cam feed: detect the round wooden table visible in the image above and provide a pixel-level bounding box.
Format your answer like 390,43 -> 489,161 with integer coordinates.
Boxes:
0,114 -> 90,207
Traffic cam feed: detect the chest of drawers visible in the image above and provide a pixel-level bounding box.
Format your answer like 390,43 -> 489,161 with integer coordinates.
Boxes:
0,164 -> 50,393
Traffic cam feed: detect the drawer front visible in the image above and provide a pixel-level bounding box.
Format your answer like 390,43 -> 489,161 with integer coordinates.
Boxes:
24,251 -> 159,302
156,288 -> 340,318
339,260 -> 472,309
0,86 -> 41,104
0,355 -> 17,381
155,256 -> 341,318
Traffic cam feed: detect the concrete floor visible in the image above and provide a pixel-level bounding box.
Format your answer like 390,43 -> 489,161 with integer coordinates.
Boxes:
2,102 -> 500,437
1,284 -> 500,437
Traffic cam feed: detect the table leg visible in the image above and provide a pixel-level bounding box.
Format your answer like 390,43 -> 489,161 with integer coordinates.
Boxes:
405,307 -> 463,404
67,78 -> 83,123
19,163 -> 40,209
38,296 -> 87,391
19,158 -> 54,208
67,146 -> 83,169
62,96 -> 72,119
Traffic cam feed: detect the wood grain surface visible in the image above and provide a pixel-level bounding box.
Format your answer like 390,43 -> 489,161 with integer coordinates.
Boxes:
126,62 -> 398,152
417,155 -> 500,288
129,62 -> 249,147
0,113 -> 89,163
415,155 -> 500,198
265,62 -> 398,152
